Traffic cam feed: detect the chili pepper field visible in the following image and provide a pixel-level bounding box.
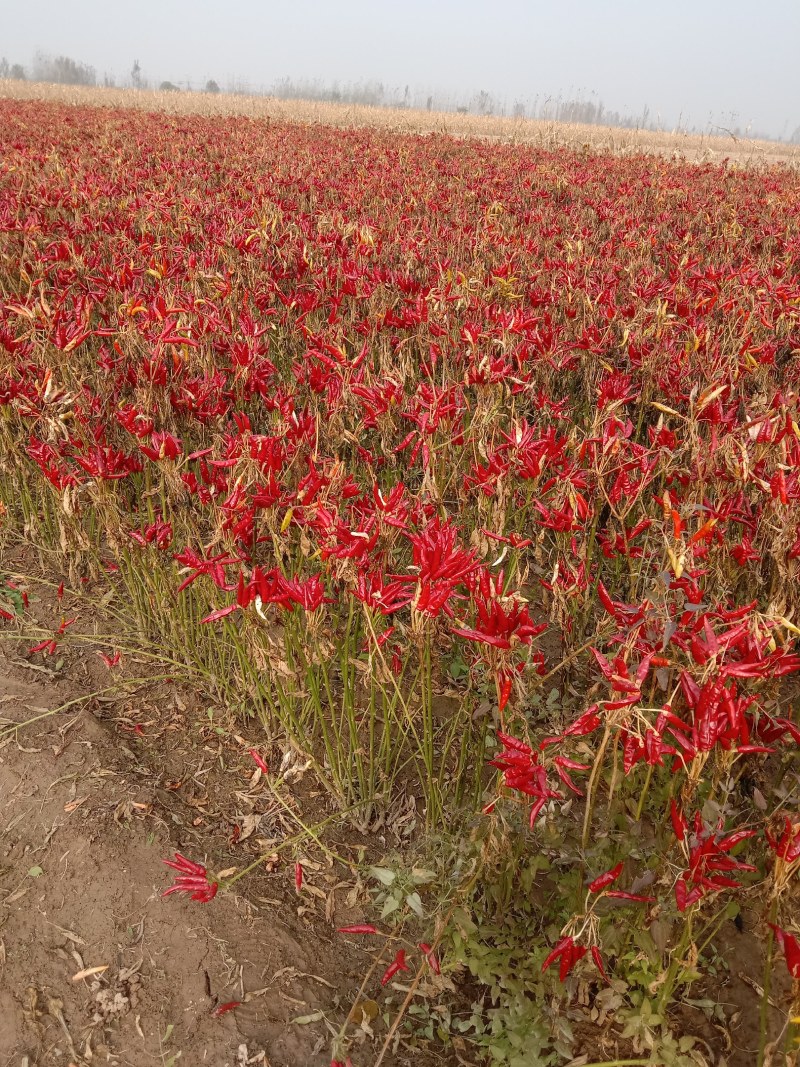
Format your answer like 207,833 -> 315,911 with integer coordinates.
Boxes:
1,95 -> 799,1066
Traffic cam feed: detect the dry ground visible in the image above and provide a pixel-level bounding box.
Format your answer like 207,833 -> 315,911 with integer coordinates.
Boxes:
1,79 -> 798,167
0,649 -> 327,1066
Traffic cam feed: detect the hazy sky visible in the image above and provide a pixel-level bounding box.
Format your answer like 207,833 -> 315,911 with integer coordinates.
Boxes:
3,0 -> 799,138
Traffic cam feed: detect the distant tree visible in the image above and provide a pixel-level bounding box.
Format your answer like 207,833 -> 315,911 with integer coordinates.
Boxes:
131,60 -> 142,89
159,81 -> 180,92
475,90 -> 494,116
205,79 -> 220,94
512,100 -> 526,119
0,57 -> 24,81
33,53 -> 95,86
790,126 -> 800,145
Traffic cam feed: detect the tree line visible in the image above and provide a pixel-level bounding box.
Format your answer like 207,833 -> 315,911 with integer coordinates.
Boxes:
1,53 -> 795,143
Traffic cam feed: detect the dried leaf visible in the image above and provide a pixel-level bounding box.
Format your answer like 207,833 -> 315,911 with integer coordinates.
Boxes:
291,1010 -> 323,1025
73,965 -> 109,982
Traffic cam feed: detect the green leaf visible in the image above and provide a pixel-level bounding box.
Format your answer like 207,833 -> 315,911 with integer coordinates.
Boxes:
381,895 -> 401,918
27,866 -> 43,878
368,866 -> 396,886
405,891 -> 424,918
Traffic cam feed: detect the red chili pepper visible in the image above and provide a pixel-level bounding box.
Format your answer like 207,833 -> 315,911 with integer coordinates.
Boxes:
529,796 -> 547,827
590,946 -> 609,982
249,748 -> 269,774
769,924 -> 800,979
418,942 -> 440,974
559,940 -> 586,981
498,674 -> 513,711
337,924 -> 379,935
588,862 -> 624,893
671,798 -> 687,841
546,938 -> 588,985
212,1000 -> 241,1017
542,935 -> 572,974
716,829 -> 757,852
381,949 -> 409,985
689,517 -> 717,545
295,862 -> 304,893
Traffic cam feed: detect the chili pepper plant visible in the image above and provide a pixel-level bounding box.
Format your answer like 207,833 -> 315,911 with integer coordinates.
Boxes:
1,98 -> 799,1063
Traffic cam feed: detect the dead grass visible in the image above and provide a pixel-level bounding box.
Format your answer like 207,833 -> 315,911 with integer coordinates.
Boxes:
2,78 -> 798,166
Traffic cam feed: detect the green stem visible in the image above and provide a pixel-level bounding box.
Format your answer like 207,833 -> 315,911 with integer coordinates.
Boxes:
694,903 -> 735,961
582,723 -> 611,849
657,911 -> 694,1015
635,764 -> 654,821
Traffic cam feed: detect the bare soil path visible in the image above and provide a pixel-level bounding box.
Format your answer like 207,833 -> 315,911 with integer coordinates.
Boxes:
0,645 -> 342,1066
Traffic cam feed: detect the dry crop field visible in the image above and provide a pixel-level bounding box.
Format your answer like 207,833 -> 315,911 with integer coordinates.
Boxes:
0,91 -> 799,1067
4,79 -> 800,165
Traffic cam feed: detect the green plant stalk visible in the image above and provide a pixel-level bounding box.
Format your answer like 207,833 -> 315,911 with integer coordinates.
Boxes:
308,662 -> 343,797
635,763 -> 655,821
783,998 -> 800,1066
694,902 -> 737,961
582,722 -> 612,849
421,637 -> 440,828
656,910 -> 694,1015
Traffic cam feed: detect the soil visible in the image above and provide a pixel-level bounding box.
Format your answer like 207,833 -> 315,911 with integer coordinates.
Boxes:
0,580 -> 457,1067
